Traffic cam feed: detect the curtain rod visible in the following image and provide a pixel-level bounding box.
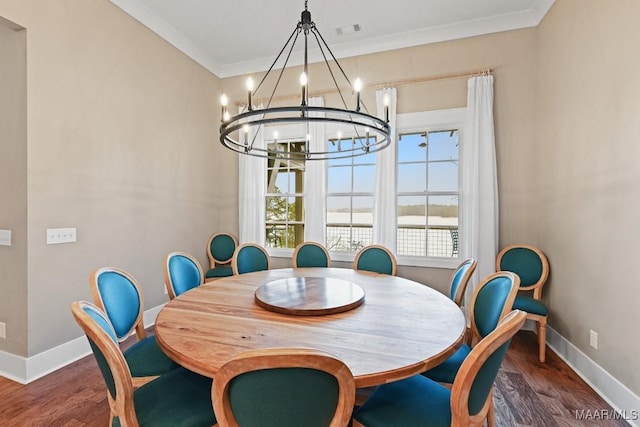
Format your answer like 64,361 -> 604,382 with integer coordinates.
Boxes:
234,68 -> 492,107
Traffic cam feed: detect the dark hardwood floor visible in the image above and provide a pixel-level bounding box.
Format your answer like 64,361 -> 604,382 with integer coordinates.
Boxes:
0,330 -> 629,426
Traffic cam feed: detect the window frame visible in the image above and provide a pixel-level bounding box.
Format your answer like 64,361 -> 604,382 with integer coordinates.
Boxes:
265,138 -> 307,250
395,107 -> 466,269
326,135 -> 377,257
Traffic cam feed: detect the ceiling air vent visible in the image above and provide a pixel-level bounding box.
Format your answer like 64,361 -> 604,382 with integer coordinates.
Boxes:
336,23 -> 362,36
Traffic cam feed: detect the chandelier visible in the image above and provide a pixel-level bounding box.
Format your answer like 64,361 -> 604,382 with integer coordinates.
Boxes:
219,1 -> 391,161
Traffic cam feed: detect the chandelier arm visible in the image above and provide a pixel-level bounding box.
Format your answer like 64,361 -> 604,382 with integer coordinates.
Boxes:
254,25 -> 300,96
248,28 -> 302,151
311,28 -> 369,146
312,24 -> 373,140
264,27 -> 301,109
310,28 -> 349,111
312,24 -> 355,92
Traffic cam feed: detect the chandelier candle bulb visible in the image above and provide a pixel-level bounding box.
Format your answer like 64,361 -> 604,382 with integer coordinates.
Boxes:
220,94 -> 228,122
383,93 -> 390,123
246,77 -> 254,111
300,72 -> 308,108
365,127 -> 370,151
354,78 -> 362,111
243,124 -> 249,151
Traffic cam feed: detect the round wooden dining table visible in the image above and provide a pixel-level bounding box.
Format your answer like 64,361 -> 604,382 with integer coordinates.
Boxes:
155,267 -> 466,388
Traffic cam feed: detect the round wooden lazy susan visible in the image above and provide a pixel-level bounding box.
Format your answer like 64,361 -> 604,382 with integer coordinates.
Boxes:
254,276 -> 365,316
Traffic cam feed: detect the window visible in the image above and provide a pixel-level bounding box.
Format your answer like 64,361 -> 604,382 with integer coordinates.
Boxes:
326,136 -> 375,252
256,107 -> 465,268
397,130 -> 459,257
396,108 -> 464,264
265,139 -> 306,248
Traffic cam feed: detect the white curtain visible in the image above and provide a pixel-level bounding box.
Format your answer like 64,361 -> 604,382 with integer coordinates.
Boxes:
373,88 -> 398,252
304,97 -> 327,243
238,106 -> 266,245
461,75 -> 499,299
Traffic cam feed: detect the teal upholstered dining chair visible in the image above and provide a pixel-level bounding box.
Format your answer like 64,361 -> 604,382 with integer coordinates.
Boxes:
496,244 -> 550,363
422,271 -> 519,427
353,245 -> 397,275
71,301 -> 216,427
90,267 -> 179,387
292,241 -> 331,268
449,258 -> 477,307
231,243 -> 271,275
205,232 -> 238,281
212,348 -> 355,427
353,310 -> 527,427
163,251 -> 205,300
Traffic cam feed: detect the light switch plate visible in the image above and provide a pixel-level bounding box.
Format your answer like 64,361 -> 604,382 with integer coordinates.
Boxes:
46,228 -> 77,244
0,229 -> 11,246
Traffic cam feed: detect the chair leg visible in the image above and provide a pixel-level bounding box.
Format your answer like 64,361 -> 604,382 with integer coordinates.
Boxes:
538,318 -> 547,363
486,391 -> 496,427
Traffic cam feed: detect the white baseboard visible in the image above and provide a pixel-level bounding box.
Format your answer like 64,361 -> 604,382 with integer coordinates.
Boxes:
0,303 -> 165,384
546,326 -> 640,427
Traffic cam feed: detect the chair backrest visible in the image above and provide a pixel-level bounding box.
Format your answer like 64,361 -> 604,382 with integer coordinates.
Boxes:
212,348 -> 355,427
449,258 -> 477,306
451,310 -> 527,426
70,301 -> 137,424
293,241 -> 331,268
207,232 -> 238,268
90,267 -> 146,342
232,243 -> 271,275
163,251 -> 205,299
496,244 -> 549,298
469,272 -> 519,342
353,245 -> 397,275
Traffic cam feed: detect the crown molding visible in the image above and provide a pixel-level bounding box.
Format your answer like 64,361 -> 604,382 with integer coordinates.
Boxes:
111,0 -> 555,78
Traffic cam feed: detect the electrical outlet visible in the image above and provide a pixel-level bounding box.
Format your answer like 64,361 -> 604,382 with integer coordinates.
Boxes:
0,322 -> 6,339
590,329 -> 598,350
46,228 -> 77,244
0,229 -> 11,246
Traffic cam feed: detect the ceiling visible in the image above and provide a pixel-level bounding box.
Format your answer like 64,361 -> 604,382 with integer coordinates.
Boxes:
110,0 -> 555,78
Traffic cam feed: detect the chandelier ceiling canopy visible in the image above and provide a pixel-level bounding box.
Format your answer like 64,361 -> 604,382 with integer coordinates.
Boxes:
219,1 -> 391,161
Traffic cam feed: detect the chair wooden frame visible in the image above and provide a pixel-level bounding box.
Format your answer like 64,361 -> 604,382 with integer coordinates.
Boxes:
449,258 -> 478,307
450,310 -> 527,427
458,271 -> 519,427
496,244 -> 550,363
163,251 -> 205,300
71,301 -> 143,425
90,267 -> 154,387
352,245 -> 398,276
292,241 -> 331,268
212,348 -> 355,427
231,243 -> 271,275
206,232 -> 238,268
90,267 -> 146,342
352,310 -> 527,427
468,271 -> 520,347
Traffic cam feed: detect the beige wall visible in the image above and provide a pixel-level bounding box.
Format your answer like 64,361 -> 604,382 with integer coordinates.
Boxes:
536,0 -> 640,394
0,18 -> 27,355
0,0 -> 233,356
222,29 -> 539,295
